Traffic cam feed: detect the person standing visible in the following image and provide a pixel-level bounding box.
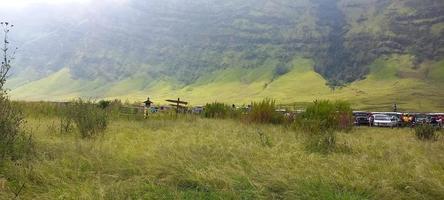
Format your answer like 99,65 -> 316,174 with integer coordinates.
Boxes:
438,116 -> 443,128
368,114 -> 374,127
143,97 -> 153,119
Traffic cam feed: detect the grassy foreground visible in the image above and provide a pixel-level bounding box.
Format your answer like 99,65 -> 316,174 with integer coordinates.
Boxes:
1,117 -> 444,199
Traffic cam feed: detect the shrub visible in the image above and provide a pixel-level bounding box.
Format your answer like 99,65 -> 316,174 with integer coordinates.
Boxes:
296,100 -> 353,153
59,103 -> 74,134
98,100 -> 111,109
0,94 -> 34,161
246,99 -> 284,124
60,99 -> 108,138
204,102 -> 231,118
204,102 -> 242,119
107,99 -> 124,119
415,124 -> 438,141
298,100 -> 353,133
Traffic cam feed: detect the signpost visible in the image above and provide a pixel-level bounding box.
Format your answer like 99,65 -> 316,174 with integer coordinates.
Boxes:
166,98 -> 188,113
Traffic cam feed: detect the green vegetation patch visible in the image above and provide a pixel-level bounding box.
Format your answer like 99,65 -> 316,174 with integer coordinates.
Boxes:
431,23 -> 444,36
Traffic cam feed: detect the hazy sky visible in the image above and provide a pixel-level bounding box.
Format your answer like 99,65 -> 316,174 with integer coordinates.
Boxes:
0,0 -> 132,8
0,0 -> 92,7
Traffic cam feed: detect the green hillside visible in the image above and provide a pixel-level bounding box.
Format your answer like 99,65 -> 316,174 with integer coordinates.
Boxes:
10,55 -> 444,111
2,0 -> 444,110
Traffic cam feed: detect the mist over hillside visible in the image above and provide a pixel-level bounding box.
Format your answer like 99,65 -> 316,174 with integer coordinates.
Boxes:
2,0 -> 444,107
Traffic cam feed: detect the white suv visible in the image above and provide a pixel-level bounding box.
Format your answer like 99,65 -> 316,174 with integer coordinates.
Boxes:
373,114 -> 398,127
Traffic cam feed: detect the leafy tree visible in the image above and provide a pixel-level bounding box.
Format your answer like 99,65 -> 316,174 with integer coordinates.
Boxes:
0,22 -> 32,161
0,22 -> 16,91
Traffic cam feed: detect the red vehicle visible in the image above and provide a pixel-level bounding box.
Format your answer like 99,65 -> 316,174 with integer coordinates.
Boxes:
429,113 -> 444,128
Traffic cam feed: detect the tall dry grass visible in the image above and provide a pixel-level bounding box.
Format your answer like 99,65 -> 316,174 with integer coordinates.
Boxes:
247,99 -> 284,124
0,116 -> 443,199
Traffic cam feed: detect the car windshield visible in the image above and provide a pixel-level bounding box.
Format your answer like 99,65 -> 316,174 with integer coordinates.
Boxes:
375,116 -> 389,120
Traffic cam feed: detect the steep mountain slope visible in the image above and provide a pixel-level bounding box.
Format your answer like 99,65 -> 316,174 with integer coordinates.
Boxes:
2,0 -> 444,109
11,55 -> 444,111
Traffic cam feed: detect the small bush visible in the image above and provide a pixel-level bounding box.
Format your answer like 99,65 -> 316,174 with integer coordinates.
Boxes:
59,103 -> 74,134
415,124 -> 438,141
204,102 -> 231,118
298,100 -> 353,133
98,100 -> 111,109
0,94 -> 34,161
107,99 -> 124,119
296,100 -> 353,153
60,99 -> 108,138
204,102 -> 241,119
247,99 -> 283,124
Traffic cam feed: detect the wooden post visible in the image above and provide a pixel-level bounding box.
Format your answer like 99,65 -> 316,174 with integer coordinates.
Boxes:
166,98 -> 188,115
177,98 -> 180,114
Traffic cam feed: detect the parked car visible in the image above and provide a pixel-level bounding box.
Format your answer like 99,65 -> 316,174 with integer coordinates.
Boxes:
391,116 -> 403,127
149,106 -> 159,113
387,114 -> 403,127
429,113 -> 444,128
413,114 -> 430,126
373,114 -> 398,127
192,106 -> 204,114
372,112 -> 403,127
353,111 -> 370,126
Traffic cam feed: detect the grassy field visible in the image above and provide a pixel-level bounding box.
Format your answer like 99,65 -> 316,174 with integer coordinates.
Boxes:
1,115 -> 444,199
